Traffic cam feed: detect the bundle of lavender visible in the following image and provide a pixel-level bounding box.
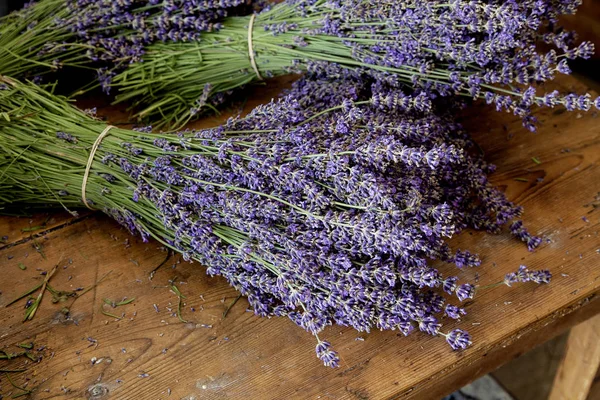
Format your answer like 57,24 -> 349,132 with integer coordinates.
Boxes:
51,0 -> 598,128
3,1 -> 597,128
0,74 -> 549,366
0,0 -> 253,84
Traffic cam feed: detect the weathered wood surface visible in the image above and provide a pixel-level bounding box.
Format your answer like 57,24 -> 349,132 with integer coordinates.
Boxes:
548,313 -> 600,400
0,74 -> 599,400
589,368 -> 600,400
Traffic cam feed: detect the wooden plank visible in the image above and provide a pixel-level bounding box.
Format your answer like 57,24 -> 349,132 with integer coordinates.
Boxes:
548,314 -> 600,400
0,73 -> 599,399
0,212 -> 87,249
491,330 -> 569,400
587,368 -> 600,400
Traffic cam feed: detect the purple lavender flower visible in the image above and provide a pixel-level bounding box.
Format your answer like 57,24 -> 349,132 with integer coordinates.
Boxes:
445,304 -> 466,320
443,277 -> 459,294
5,0 -> 598,132
56,131 -> 77,144
456,284 -> 476,302
504,265 -> 551,286
397,320 -> 414,336
454,250 -> 481,269
446,329 -> 472,350
315,341 -> 339,368
418,316 -> 441,336
528,269 -> 552,284
510,220 -> 542,251
516,265 -> 530,283
504,272 -> 518,287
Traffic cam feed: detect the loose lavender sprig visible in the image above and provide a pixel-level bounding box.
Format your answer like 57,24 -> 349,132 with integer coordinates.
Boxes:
0,75 -> 548,367
504,265 -> 552,286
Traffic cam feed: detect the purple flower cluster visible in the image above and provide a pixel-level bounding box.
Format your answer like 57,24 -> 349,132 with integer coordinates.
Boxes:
56,131 -> 78,143
0,73 -> 556,367
78,0 -> 597,128
44,0 -> 251,91
504,265 -> 552,286
6,0 -> 595,131
510,220 -> 543,251
272,0 -> 599,129
86,72 -> 550,366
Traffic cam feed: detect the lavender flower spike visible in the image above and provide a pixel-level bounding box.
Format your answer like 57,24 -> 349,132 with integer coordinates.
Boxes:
443,277 -> 459,295
504,272 -> 518,287
505,265 -> 551,286
315,341 -> 340,368
528,270 -> 552,284
445,304 -> 466,320
446,329 -> 472,351
456,284 -> 476,302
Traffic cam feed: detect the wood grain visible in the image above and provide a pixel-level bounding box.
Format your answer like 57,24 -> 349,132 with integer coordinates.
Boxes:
1,74 -> 599,400
548,314 -> 600,400
587,368 -> 600,400
0,212 -> 89,249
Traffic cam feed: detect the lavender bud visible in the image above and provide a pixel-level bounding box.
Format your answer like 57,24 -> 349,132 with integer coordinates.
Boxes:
444,304 -> 466,320
528,269 -> 552,284
315,341 -> 340,368
446,329 -> 472,350
456,284 -> 475,302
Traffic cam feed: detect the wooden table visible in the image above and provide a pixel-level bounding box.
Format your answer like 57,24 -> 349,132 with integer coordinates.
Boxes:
1,75 -> 599,400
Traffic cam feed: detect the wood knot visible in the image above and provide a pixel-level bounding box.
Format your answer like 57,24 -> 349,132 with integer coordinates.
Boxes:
87,383 -> 109,399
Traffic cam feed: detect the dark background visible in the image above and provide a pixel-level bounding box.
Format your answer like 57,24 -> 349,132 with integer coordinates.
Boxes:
0,0 -> 27,16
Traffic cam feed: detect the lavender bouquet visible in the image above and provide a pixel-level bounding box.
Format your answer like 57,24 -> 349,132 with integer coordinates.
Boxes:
3,0 -> 596,129
0,74 -> 550,366
0,0 -> 253,85
52,0 -> 598,128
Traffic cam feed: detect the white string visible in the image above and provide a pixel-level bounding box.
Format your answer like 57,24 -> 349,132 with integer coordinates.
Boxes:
248,14 -> 263,81
82,125 -> 115,210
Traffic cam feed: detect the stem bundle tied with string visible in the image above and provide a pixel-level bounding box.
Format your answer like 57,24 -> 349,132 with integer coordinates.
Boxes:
3,1 -> 598,129
0,75 -> 550,367
0,0 -> 255,83
79,0 -> 600,128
